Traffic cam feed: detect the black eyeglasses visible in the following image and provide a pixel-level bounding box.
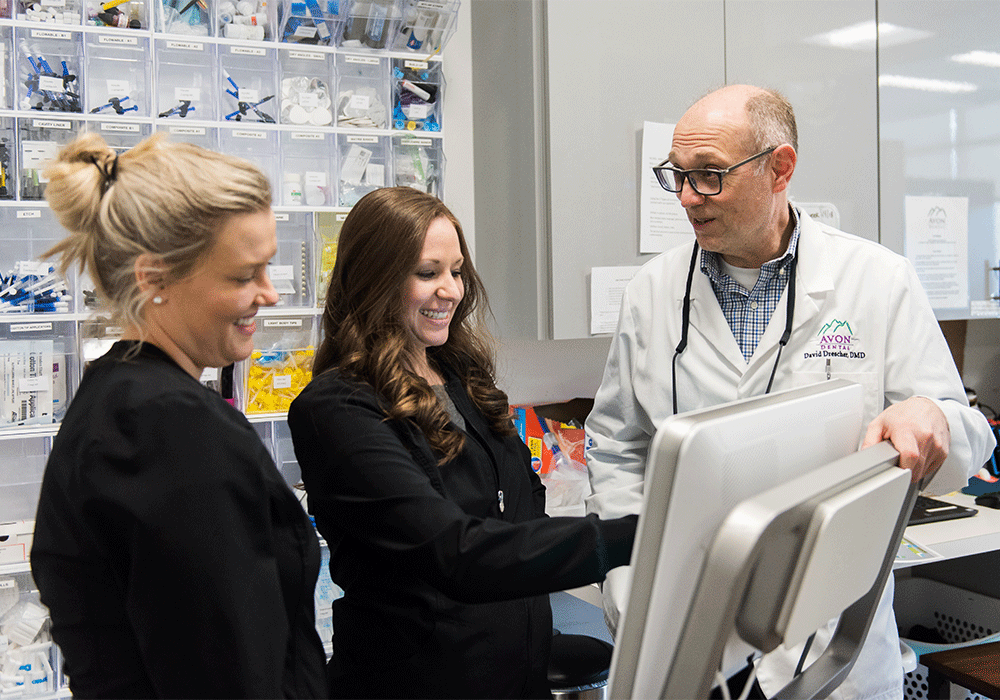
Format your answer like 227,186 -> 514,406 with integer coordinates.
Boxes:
652,146 -> 778,196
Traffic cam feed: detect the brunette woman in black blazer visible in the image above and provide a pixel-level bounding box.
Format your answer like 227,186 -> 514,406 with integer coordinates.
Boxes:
289,187 -> 637,699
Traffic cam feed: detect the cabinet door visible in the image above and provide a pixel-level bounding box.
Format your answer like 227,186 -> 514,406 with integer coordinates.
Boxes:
878,0 -> 1000,320
545,0 -> 726,340
725,0 -> 879,244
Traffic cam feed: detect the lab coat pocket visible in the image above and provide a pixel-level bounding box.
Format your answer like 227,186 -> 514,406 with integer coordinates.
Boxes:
792,371 -> 883,432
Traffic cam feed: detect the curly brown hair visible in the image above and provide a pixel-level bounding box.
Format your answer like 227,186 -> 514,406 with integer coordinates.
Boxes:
315,187 -> 515,464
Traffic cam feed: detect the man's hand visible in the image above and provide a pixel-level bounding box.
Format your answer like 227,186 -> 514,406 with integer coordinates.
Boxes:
862,396 -> 951,484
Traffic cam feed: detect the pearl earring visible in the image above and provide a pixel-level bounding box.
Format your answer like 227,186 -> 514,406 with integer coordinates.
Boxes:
152,296 -> 164,305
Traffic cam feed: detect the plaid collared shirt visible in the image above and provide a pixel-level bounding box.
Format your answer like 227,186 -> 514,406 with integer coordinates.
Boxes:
701,208 -> 801,363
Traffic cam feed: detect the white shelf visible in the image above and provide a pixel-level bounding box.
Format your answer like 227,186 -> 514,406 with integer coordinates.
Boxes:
898,492 -> 1000,567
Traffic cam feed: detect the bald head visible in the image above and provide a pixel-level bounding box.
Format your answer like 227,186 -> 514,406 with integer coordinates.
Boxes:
682,85 -> 798,155
668,84 -> 799,268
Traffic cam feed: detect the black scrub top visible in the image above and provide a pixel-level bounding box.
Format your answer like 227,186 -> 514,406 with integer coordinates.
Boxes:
288,364 -> 636,698
31,341 -> 328,699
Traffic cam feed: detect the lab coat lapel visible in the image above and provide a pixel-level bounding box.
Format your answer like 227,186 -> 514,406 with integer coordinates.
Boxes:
686,267 -> 747,372
746,214 -> 834,376
791,214 -> 835,330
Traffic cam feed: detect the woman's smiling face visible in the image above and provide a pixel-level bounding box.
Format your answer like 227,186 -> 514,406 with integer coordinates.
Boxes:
401,215 -> 465,359
145,208 -> 279,378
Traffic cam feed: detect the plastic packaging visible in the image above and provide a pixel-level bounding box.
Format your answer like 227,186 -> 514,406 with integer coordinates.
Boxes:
283,172 -> 303,205
244,346 -> 314,414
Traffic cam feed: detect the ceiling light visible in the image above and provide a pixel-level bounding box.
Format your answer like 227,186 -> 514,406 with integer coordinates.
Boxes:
879,75 -> 978,93
952,50 -> 1000,68
806,20 -> 932,50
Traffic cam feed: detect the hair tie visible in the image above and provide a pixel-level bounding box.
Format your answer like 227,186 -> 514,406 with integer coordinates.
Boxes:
90,152 -> 119,195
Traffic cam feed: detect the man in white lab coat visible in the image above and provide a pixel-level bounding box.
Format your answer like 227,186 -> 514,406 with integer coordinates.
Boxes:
585,84 -> 997,699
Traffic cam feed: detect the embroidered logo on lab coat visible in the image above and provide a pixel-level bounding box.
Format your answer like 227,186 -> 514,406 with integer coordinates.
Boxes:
803,319 -> 866,359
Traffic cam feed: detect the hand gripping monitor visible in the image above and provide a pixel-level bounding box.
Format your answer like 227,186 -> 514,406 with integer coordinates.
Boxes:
608,379 -> 918,699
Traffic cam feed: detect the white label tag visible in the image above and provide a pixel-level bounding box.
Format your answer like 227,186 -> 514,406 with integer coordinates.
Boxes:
304,171 -> 327,187
291,131 -> 324,141
200,366 -> 220,382
22,141 -> 60,169
293,25 -> 318,38
99,34 -> 138,45
400,137 -> 432,146
38,75 -> 65,92
231,46 -> 266,56
263,318 -> 303,328
106,79 -> 131,97
274,213 -> 290,222
298,91 -> 320,109
101,123 -> 141,133
405,103 -> 431,120
268,265 -> 294,281
272,374 -> 292,389
169,126 -> 207,135
166,41 -> 205,51
268,265 -> 296,294
239,88 -> 260,103
348,93 -> 371,110
16,210 -> 42,219
175,87 -> 202,101
19,261 -> 51,276
288,50 -> 324,61
31,29 -> 70,39
232,130 -> 267,139
345,55 -> 379,66
31,119 -> 71,129
18,376 -> 49,393
346,134 -> 378,144
11,323 -> 53,332
404,60 -> 429,70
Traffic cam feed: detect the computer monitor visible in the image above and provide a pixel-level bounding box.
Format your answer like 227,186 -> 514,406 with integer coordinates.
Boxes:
608,379 -> 916,699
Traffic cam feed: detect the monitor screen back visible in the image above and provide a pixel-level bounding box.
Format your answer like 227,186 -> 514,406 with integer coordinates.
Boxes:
610,379 -> 864,699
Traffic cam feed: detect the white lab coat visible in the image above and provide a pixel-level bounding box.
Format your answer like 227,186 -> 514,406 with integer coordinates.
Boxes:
586,211 -> 996,700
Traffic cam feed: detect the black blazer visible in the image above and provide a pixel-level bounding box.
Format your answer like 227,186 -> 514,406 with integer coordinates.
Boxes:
31,341 -> 328,699
288,364 -> 636,699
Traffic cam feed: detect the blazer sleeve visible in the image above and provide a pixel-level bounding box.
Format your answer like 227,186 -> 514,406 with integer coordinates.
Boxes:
92,394 -> 293,699
288,377 -> 636,604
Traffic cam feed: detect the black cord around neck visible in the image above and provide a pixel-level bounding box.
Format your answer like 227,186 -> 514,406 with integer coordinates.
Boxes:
672,244 -> 797,415
672,242 -> 700,415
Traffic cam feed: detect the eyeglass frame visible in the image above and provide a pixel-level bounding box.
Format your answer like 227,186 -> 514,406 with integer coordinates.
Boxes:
652,146 -> 779,196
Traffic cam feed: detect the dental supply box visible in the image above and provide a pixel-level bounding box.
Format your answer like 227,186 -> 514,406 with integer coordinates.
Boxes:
0,520 -> 34,564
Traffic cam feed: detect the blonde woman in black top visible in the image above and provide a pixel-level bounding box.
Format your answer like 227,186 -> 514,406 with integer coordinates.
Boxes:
30,132 -> 327,699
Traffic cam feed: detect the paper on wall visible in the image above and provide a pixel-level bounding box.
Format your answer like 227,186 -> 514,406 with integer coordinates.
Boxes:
639,121 -> 693,254
591,266 -> 641,335
904,195 -> 969,310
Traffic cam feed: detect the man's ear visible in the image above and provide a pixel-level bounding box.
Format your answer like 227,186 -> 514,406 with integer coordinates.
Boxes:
771,144 -> 797,194
134,254 -> 167,295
